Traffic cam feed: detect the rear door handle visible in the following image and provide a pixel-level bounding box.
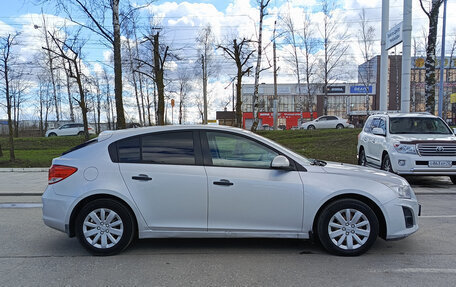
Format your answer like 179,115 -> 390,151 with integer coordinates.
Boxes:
132,174 -> 152,181
213,179 -> 234,186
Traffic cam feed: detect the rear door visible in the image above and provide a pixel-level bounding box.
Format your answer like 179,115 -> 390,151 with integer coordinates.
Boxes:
116,130 -> 208,230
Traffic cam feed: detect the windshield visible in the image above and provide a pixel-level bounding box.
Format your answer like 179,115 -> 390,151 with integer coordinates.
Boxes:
389,117 -> 452,134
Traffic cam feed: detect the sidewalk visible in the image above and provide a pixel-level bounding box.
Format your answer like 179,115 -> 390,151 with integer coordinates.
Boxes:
0,169 -> 455,196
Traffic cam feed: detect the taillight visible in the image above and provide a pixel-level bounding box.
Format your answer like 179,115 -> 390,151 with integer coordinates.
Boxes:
48,165 -> 78,184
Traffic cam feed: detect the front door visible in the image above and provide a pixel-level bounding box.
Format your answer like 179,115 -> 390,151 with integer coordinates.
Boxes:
203,131 -> 304,233
117,131 -> 208,230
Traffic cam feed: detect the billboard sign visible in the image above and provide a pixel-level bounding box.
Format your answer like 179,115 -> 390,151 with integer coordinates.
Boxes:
350,85 -> 373,94
324,86 -> 346,94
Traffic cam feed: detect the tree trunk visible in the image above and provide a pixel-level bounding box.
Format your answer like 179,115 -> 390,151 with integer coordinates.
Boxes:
153,33 -> 165,125
4,60 -> 15,161
112,0 -> 126,129
421,0 -> 443,114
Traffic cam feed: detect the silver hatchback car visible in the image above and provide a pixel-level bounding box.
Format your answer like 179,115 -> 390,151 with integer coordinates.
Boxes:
42,125 -> 419,256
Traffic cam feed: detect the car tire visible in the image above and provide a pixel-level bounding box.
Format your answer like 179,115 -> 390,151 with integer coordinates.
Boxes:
48,133 -> 57,137
75,198 -> 136,256
77,131 -> 84,136
307,125 -> 315,130
381,153 -> 393,173
317,199 -> 379,256
450,176 -> 456,184
358,148 -> 367,166
336,124 -> 344,129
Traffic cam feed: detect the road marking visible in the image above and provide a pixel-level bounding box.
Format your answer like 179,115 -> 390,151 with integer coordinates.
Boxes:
374,268 -> 456,274
0,203 -> 42,208
420,215 -> 456,218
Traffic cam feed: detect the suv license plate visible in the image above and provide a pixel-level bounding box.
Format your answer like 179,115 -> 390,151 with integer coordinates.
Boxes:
428,160 -> 452,168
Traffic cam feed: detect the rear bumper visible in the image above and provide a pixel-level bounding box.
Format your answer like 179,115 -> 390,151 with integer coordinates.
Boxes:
42,185 -> 76,235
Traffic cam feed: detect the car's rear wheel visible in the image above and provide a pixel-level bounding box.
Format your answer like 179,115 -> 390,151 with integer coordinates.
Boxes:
48,133 -> 57,137
77,131 -> 84,136
307,125 -> 315,130
317,199 -> 379,256
75,199 -> 135,256
336,124 -> 344,129
381,153 -> 393,173
358,148 -> 367,166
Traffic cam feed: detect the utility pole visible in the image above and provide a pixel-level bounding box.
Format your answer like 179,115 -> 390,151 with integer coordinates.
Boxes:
400,0 -> 412,113
380,0 -> 389,111
438,0 -> 448,118
273,20 -> 278,130
202,54 -> 208,124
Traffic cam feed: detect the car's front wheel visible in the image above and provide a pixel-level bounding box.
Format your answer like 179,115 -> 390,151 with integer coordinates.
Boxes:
75,199 -> 136,256
381,153 -> 393,173
317,199 -> 379,256
48,133 -> 57,137
307,125 -> 315,130
358,148 -> 367,166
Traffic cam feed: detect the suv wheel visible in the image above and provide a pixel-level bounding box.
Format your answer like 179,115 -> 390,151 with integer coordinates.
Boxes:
317,199 -> 379,256
358,149 -> 367,166
75,199 -> 136,256
450,176 -> 456,184
381,154 -> 393,173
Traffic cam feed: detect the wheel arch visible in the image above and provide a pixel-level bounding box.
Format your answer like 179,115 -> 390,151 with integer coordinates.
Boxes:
68,193 -> 139,238
312,193 -> 387,240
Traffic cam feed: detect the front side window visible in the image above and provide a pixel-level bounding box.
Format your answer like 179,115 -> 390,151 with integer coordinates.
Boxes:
206,132 -> 278,168
363,117 -> 373,133
389,117 -> 452,134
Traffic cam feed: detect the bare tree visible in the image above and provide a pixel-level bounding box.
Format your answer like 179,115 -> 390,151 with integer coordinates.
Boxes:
37,73 -> 53,136
280,3 -> 304,119
319,0 -> 350,115
217,38 -> 254,127
419,0 -> 444,114
10,68 -> 30,137
43,29 -> 91,141
298,11 -> 318,120
47,0 -> 150,129
175,71 -> 192,125
196,24 -> 217,124
357,9 -> 376,113
251,0 -> 271,132
0,33 -> 20,161
102,66 -> 114,129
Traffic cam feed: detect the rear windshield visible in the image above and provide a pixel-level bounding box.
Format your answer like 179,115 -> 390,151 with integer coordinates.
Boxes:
389,117 -> 452,134
62,138 -> 98,155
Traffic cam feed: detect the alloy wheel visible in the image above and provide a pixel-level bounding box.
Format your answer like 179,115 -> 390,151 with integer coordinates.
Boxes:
328,208 -> 371,250
82,208 -> 124,249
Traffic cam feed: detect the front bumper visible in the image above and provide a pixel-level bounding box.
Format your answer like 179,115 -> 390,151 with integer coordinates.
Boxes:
42,185 -> 76,235
390,152 -> 456,175
383,196 -> 420,240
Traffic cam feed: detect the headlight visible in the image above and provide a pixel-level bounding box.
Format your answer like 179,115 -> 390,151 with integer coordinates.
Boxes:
382,182 -> 413,199
393,143 -> 417,154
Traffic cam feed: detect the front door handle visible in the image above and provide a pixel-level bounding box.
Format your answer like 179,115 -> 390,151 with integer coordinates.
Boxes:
213,179 -> 234,186
132,174 -> 152,181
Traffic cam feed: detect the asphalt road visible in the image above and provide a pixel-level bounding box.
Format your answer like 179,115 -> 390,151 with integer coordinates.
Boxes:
0,173 -> 455,286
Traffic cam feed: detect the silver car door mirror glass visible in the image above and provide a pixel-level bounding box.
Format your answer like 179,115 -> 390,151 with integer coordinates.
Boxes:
372,127 -> 385,136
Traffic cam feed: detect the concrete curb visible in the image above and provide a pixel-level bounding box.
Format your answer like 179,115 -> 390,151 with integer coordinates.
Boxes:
0,168 -> 48,172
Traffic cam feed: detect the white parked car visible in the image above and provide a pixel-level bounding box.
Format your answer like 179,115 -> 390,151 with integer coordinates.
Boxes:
357,113 -> 456,183
46,123 -> 96,137
42,125 -> 419,256
300,116 -> 352,129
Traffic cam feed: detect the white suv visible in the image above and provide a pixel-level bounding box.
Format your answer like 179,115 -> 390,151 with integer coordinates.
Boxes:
357,113 -> 456,183
46,123 -> 95,137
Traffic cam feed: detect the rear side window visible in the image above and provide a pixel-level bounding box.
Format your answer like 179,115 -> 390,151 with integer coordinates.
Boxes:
142,132 -> 195,164
112,131 -> 195,165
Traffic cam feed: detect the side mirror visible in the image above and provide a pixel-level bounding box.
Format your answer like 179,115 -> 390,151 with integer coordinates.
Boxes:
372,127 -> 385,136
271,155 -> 290,169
